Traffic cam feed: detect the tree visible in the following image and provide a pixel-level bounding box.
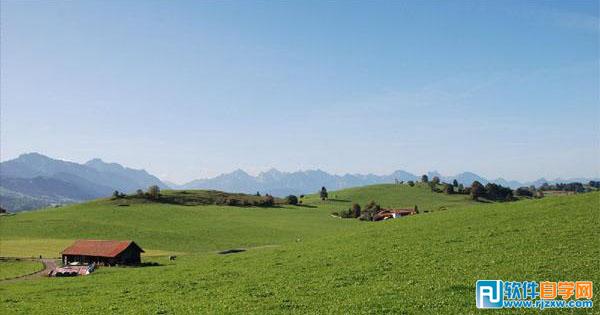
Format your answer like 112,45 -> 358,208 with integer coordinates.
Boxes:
414,205 -> 419,214
428,181 -> 437,192
432,176 -> 440,185
485,183 -> 513,201
443,183 -> 454,195
360,201 -> 381,221
470,181 -> 485,200
351,203 -> 361,218
285,195 -> 298,205
264,194 -> 275,206
256,192 -> 261,197
453,179 -> 459,187
515,187 -> 533,197
421,175 -> 429,183
136,189 -> 144,197
112,190 -> 120,199
148,185 -> 160,200
407,180 -> 415,187
320,187 -> 328,200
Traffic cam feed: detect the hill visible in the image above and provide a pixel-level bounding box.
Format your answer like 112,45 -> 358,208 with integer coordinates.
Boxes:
0,186 -> 597,313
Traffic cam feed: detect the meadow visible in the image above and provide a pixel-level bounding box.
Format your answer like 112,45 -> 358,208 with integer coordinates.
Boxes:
0,184 -> 598,314
0,260 -> 43,281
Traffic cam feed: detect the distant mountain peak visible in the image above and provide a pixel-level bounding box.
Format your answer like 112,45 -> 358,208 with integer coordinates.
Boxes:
17,152 -> 52,161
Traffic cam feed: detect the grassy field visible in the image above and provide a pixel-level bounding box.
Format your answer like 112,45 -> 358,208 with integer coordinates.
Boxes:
303,183 -> 474,211
0,260 -> 43,281
0,185 -> 598,314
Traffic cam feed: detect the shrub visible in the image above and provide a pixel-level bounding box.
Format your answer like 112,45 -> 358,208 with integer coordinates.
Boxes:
421,175 -> 429,183
443,184 -> 454,195
360,201 -> 381,221
432,176 -> 440,185
485,183 -> 513,201
339,209 -> 354,218
226,198 -> 240,206
407,181 -> 415,187
285,195 -> 299,205
263,195 -> 275,207
351,203 -> 361,218
515,187 -> 533,197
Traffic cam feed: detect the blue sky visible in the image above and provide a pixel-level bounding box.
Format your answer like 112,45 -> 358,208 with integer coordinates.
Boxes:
1,0 -> 598,183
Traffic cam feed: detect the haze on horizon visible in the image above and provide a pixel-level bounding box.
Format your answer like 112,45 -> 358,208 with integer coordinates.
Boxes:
1,1 -> 599,184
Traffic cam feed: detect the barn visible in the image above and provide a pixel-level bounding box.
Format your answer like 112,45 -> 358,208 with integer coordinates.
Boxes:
61,240 -> 144,266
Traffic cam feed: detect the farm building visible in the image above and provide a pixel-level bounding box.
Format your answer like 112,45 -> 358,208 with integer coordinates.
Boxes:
61,240 -> 144,266
374,208 -> 416,221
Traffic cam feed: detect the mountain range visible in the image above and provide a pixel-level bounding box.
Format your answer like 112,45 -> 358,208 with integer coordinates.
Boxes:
0,153 -> 168,211
1,153 -> 596,212
173,169 -> 596,197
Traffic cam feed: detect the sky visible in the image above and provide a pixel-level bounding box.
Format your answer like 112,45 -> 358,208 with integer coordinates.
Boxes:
1,0 -> 599,183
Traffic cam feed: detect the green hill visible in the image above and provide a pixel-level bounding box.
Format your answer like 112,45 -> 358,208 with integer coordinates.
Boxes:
303,183 -> 474,211
0,185 -> 597,314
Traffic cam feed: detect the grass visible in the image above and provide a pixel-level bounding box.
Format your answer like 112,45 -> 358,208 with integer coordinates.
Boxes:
0,260 -> 43,281
0,185 -> 597,314
303,183 -> 474,212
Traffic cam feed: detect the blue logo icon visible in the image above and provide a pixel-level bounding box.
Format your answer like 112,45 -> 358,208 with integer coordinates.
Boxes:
476,280 -> 504,308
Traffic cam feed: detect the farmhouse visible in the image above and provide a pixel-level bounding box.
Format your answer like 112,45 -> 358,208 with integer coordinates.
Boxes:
374,208 -> 416,221
61,240 -> 144,266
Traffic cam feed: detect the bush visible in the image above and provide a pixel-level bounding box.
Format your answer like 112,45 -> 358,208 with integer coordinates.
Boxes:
515,187 -> 533,197
285,195 -> 299,205
263,195 -> 275,207
351,203 -> 361,218
360,201 -> 381,221
407,181 -> 415,187
226,198 -> 240,206
443,184 -> 454,195
339,209 -> 354,218
485,183 -> 513,201
421,175 -> 429,183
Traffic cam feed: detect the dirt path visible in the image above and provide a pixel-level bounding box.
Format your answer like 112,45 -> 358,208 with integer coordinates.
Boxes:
1,258 -> 58,283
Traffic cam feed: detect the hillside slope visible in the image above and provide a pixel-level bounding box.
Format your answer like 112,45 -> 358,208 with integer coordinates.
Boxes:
0,189 -> 597,313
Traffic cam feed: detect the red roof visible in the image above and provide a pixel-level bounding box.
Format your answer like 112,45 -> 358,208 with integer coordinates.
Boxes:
62,240 -> 144,257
